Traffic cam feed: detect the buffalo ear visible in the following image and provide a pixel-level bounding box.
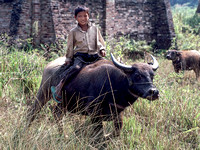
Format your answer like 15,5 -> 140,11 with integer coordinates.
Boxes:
130,66 -> 137,73
176,51 -> 181,56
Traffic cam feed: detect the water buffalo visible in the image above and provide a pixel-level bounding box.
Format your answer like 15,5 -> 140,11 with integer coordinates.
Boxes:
26,53 -> 159,139
166,50 -> 200,80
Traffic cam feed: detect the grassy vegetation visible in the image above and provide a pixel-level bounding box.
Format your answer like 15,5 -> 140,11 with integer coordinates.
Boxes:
0,6 -> 200,150
171,5 -> 200,50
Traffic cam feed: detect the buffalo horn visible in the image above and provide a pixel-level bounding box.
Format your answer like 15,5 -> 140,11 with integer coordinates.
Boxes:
110,53 -> 133,72
149,54 -> 159,71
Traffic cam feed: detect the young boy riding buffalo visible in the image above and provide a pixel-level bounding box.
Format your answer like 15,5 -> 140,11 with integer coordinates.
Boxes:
51,6 -> 106,103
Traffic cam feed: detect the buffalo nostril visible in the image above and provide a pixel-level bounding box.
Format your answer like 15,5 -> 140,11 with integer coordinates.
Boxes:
149,88 -> 159,95
144,88 -> 159,100
154,90 -> 159,95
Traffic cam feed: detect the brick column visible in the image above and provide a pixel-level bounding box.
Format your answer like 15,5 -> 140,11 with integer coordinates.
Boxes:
155,0 -> 175,49
106,0 -> 115,38
31,0 -> 41,46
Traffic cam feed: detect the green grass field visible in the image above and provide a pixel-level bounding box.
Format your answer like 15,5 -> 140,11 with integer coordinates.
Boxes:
0,5 -> 200,150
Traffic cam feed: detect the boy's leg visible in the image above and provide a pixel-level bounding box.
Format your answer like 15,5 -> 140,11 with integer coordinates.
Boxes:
51,58 -> 84,102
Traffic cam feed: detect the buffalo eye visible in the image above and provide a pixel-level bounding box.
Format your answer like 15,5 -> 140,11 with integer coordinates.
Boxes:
150,75 -> 153,81
135,73 -> 142,80
150,73 -> 154,81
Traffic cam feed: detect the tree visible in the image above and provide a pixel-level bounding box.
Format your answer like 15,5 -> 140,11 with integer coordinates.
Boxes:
196,0 -> 200,13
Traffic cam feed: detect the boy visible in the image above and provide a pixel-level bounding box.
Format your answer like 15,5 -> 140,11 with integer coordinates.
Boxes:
51,6 -> 106,103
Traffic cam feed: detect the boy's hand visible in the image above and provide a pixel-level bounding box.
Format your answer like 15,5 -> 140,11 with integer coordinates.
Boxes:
100,50 -> 106,57
64,60 -> 71,65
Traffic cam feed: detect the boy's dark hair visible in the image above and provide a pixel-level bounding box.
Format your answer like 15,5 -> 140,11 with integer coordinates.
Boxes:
75,6 -> 89,17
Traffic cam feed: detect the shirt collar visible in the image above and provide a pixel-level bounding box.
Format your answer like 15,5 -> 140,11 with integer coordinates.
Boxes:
77,22 -> 92,32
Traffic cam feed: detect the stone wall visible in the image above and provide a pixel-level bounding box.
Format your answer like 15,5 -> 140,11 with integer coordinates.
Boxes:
0,0 -> 32,40
0,0 -> 175,49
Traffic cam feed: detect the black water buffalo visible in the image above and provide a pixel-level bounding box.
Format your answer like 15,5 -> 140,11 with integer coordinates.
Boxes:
27,53 -> 159,139
166,50 -> 200,80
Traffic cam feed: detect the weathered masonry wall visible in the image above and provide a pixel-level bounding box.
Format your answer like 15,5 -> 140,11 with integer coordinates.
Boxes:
0,0 -> 32,40
0,0 -> 175,49
107,0 -> 175,49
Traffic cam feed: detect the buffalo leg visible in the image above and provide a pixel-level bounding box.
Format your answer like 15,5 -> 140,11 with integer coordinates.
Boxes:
112,113 -> 123,137
26,85 -> 50,128
194,69 -> 200,80
90,117 -> 105,141
90,117 -> 108,149
90,117 -> 104,136
52,103 -> 65,134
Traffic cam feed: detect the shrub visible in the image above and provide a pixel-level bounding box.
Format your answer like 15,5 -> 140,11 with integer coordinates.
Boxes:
171,5 -> 200,50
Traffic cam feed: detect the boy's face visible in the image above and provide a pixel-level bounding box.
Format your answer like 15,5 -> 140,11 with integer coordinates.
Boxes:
75,11 -> 89,26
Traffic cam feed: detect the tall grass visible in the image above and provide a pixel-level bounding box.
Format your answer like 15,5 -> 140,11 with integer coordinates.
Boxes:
171,5 -> 200,50
0,6 -> 200,149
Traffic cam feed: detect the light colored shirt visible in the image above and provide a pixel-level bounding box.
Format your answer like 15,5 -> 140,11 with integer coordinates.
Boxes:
65,22 -> 106,62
